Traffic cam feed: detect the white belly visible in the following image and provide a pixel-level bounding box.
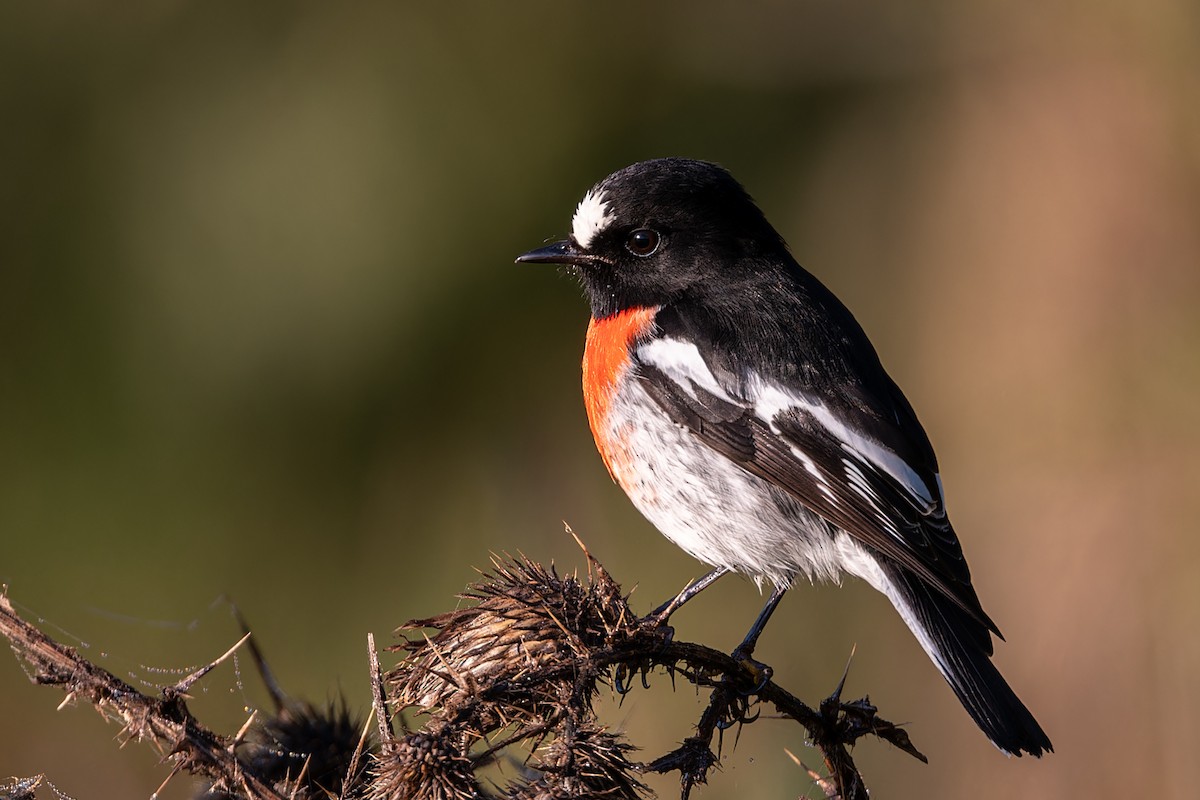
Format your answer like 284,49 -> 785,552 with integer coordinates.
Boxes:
602,379 -> 884,591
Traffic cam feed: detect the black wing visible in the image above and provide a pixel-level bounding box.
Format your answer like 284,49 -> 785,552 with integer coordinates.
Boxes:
636,361 -> 998,638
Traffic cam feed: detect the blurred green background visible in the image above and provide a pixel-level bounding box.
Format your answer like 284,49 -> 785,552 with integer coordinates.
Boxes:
2,2 -> 1199,798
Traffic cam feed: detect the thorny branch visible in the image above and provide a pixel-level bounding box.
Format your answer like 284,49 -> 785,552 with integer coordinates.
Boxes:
1,546 -> 926,800
0,589 -> 285,800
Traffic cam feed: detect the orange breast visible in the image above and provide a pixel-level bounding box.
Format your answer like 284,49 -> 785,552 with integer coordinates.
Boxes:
582,306 -> 658,481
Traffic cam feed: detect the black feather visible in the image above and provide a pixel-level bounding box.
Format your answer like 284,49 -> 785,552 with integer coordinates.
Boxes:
884,565 -> 1053,756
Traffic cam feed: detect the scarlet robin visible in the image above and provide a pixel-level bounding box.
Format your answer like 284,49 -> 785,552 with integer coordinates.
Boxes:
517,158 -> 1051,756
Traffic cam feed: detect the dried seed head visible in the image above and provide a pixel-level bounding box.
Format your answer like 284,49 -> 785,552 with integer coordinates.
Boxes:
249,700 -> 367,795
196,700 -> 368,800
367,729 -> 479,800
391,557 -> 633,713
511,724 -> 647,800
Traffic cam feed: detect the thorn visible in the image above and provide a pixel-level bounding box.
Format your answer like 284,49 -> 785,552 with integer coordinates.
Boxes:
421,629 -> 476,696
565,522 -> 596,583
230,708 -> 258,750
343,703 -> 376,793
368,632 -> 394,745
291,753 -> 313,797
832,643 -> 857,703
564,521 -> 583,552
150,761 -> 184,800
232,606 -> 288,712
784,749 -> 839,800
171,631 -> 252,696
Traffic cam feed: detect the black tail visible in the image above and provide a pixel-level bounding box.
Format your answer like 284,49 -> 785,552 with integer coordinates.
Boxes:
883,566 -> 1053,756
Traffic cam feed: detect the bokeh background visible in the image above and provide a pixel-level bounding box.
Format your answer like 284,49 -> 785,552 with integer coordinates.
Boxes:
3,2 -> 1198,798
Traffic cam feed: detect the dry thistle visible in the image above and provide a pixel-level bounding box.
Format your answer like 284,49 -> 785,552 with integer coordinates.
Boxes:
367,727 -> 481,800
391,555 -> 634,716
199,700 -> 369,800
380,555 -> 649,799
2,549 -> 926,800
512,722 -> 647,800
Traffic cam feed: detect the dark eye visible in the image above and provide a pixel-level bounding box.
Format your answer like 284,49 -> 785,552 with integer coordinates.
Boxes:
625,228 -> 660,257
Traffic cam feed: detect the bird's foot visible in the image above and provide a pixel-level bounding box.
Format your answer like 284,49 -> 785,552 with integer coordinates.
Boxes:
636,610 -> 675,642
729,644 -> 773,695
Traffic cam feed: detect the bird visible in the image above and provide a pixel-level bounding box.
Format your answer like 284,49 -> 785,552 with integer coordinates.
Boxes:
516,157 -> 1052,757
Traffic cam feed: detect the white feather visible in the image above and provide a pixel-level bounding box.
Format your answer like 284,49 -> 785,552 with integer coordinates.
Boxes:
637,337 -> 737,403
638,337 -> 939,512
571,188 -> 612,249
744,374 -> 939,511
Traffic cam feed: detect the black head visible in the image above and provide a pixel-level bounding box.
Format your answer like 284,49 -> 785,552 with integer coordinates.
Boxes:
517,159 -> 791,320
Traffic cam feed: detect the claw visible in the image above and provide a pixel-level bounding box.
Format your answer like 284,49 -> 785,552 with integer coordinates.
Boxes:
614,663 -> 633,696
729,649 -> 773,695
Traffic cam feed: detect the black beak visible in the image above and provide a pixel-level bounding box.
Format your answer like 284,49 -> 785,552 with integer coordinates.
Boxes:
515,239 -> 594,266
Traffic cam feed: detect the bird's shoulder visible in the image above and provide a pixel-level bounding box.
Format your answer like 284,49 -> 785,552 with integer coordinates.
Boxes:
644,300 -> 939,481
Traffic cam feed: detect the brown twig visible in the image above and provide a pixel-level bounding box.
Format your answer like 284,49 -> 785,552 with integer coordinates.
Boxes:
0,588 -> 285,800
2,547 -> 926,799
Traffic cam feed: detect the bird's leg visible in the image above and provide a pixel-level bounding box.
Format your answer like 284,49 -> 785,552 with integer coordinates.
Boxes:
729,584 -> 788,690
645,567 -> 730,626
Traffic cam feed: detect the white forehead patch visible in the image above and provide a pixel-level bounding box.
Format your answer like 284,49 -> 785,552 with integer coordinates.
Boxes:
571,188 -> 612,249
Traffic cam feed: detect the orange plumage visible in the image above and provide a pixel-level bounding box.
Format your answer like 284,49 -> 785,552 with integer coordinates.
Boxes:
581,306 -> 657,483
